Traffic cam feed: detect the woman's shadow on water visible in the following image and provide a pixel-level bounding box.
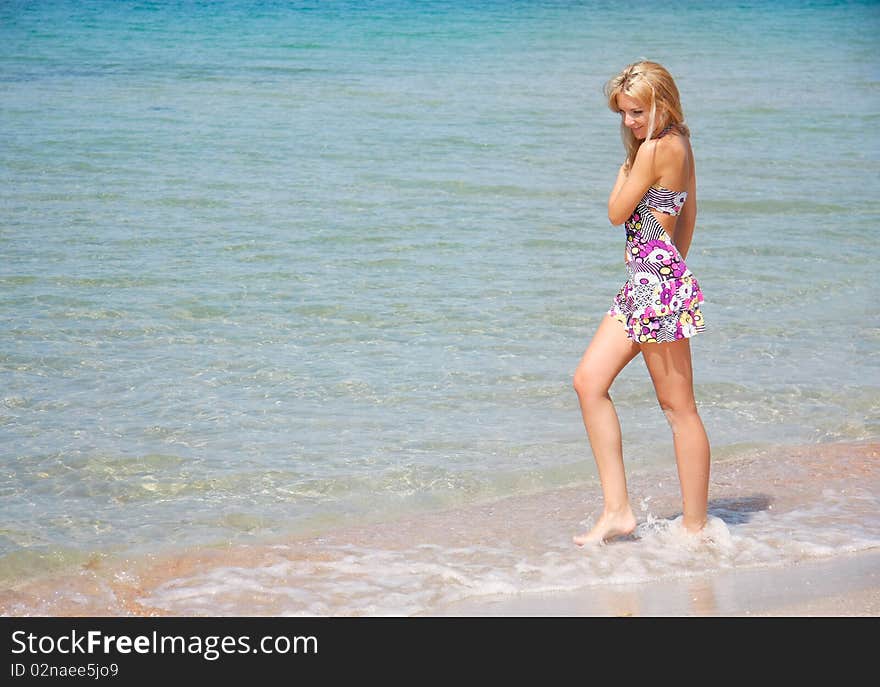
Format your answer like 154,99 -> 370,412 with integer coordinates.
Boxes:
707,494 -> 773,525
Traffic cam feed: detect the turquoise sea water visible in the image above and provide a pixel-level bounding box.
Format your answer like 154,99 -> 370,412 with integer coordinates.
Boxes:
1,1 -> 879,613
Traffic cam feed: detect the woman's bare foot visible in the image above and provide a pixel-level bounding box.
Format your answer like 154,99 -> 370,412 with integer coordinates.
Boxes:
573,508 -> 637,546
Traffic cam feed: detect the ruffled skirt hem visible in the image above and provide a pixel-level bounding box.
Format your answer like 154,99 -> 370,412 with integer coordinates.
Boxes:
607,303 -> 706,344
608,270 -> 706,344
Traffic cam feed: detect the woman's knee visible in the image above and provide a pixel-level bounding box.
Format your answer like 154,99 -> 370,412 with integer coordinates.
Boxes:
573,364 -> 606,403
657,398 -> 700,429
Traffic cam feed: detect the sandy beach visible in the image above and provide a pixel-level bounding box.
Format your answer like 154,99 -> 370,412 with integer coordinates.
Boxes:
7,551 -> 875,618
430,548 -> 880,617
1,441 -> 877,617
5,533 -> 877,619
432,442 -> 880,617
428,442 -> 880,618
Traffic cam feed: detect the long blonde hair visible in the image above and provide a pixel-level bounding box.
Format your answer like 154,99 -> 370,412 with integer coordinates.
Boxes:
604,61 -> 690,170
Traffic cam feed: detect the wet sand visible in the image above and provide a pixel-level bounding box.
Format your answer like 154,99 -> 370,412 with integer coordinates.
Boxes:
429,548 -> 880,616
1,442 -> 877,617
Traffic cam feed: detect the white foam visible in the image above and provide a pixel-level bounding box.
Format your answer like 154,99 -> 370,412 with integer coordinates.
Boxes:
141,514 -> 873,616
12,443 -> 877,617
139,484 -> 880,616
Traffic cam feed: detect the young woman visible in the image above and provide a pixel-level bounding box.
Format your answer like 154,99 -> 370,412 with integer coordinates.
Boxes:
572,61 -> 711,545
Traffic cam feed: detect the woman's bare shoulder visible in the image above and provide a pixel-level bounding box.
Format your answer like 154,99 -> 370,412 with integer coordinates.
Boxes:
656,132 -> 689,160
654,133 -> 691,186
635,133 -> 686,163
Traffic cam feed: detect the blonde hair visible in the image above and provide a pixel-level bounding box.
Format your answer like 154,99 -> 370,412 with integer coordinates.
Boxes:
604,60 -> 690,170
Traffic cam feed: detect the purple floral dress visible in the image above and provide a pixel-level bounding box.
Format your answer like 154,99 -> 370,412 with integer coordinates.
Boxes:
608,184 -> 705,344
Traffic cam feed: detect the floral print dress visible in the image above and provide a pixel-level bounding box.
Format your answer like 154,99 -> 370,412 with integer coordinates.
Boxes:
608,183 -> 705,344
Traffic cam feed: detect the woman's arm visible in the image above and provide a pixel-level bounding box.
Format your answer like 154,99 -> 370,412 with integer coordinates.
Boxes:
609,163 -> 628,210
607,141 -> 659,225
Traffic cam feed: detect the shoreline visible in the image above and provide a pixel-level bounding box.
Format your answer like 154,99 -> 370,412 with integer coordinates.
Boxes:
1,440 -> 877,617
428,547 -> 880,617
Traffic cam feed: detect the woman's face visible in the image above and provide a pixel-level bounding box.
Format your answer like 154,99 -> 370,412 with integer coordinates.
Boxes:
617,93 -> 650,140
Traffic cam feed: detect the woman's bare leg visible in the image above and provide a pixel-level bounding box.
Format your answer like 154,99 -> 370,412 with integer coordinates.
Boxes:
572,315 -> 642,545
641,337 -> 711,533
